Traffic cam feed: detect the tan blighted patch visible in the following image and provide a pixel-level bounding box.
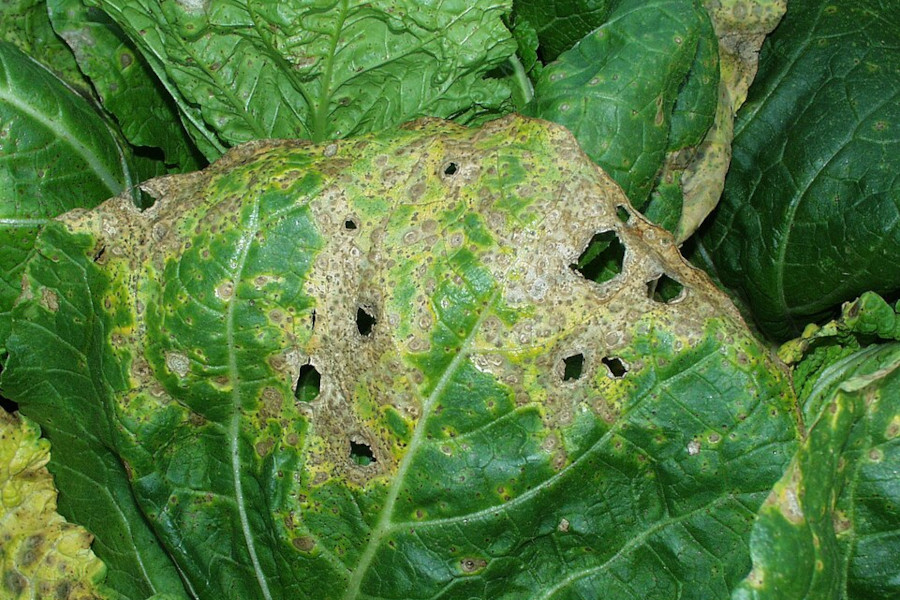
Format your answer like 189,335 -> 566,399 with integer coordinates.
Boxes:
675,0 -> 787,241
89,117 -> 752,466
762,461 -> 807,525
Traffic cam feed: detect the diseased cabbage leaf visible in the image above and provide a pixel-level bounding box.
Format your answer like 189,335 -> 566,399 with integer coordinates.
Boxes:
3,115 -> 798,598
735,303 -> 900,599
0,410 -> 108,599
47,0 -> 204,173
520,0 -> 785,242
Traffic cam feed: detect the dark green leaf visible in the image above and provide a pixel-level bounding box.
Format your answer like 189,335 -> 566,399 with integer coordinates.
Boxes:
3,115 -> 797,599
695,0 -> 900,340
513,0 -> 615,62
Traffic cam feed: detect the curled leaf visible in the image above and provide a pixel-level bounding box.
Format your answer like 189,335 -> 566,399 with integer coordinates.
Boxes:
672,0 -> 786,241
0,410 -> 107,599
0,0 -> 90,93
734,343 -> 900,600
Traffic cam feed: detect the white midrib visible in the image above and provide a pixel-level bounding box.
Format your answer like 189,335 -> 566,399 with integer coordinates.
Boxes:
0,81 -> 124,197
0,217 -> 49,227
341,290 -> 499,600
225,200 -> 273,600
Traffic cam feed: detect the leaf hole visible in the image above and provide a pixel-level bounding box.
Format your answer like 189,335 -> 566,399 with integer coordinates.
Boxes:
562,353 -> 584,381
570,231 -> 626,284
136,187 -> 158,211
350,441 -> 375,466
602,357 -> 628,378
616,205 -> 631,222
92,246 -> 107,263
356,306 -> 377,336
0,395 -> 16,413
443,162 -> 458,176
294,364 -> 320,403
647,274 -> 685,303
0,360 -> 17,413
344,218 -> 358,231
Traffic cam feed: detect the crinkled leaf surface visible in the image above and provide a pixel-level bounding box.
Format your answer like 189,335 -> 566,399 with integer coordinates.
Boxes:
733,342 -> 900,599
694,0 -> 900,341
87,0 -> 517,156
46,0 -> 203,173
778,292 -> 900,411
0,410 -> 107,599
3,115 -> 798,599
0,41 -> 135,349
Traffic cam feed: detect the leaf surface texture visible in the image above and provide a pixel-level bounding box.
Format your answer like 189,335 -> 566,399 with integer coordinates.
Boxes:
3,115 -> 798,598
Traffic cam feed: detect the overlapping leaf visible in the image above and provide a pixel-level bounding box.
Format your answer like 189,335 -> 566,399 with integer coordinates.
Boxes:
0,0 -> 89,93
517,0 -> 785,241
524,0 -> 717,216
734,344 -> 900,599
3,115 -> 798,598
47,0 -> 203,173
0,41 -> 135,349
86,0 -> 518,156
695,0 -> 900,340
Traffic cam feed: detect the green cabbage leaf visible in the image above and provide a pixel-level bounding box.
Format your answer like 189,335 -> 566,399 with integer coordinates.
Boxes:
86,0 -> 518,157
0,41 -> 137,350
734,294 -> 900,599
2,115 -> 798,599
694,0 -> 900,340
46,0 -> 204,172
518,0 -> 786,241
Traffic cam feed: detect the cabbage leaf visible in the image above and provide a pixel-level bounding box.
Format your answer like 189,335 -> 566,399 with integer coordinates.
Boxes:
2,115 -> 799,598
694,0 -> 900,340
86,0 -> 518,156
